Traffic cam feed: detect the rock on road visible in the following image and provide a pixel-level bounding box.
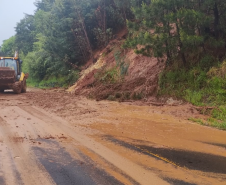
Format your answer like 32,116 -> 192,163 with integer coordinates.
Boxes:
0,88 -> 225,185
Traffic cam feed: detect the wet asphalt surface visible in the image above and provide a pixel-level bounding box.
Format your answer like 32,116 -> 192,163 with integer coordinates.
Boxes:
104,135 -> 226,175
33,139 -> 123,185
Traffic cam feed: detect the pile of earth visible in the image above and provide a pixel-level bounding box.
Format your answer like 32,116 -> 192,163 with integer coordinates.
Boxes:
69,31 -> 165,102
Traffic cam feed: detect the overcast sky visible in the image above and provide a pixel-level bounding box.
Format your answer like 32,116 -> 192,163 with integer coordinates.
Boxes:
0,0 -> 36,46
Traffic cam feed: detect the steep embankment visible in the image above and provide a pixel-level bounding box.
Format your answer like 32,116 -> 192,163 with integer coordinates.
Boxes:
69,36 -> 165,101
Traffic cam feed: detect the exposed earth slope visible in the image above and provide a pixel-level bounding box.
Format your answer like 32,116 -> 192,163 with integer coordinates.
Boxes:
69,35 -> 165,101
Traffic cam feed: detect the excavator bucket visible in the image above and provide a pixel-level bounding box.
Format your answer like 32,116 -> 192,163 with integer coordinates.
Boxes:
0,67 -> 15,84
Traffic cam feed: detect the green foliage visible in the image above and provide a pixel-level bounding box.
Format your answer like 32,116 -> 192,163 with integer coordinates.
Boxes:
0,36 -> 16,56
188,118 -> 206,125
23,51 -> 48,80
23,49 -> 79,87
95,67 -> 119,84
124,0 -> 226,66
159,68 -> 208,100
95,49 -> 130,84
114,49 -> 129,76
159,66 -> 226,106
15,15 -> 36,55
27,71 -> 79,88
184,90 -> 204,106
93,28 -> 113,47
160,59 -> 226,130
189,117 -> 226,130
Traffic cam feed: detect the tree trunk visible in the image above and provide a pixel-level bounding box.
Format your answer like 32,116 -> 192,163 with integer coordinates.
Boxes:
71,27 -> 87,62
123,6 -> 127,25
76,8 -> 94,62
103,0 -> 107,46
165,9 -> 172,64
213,2 -> 219,39
176,22 -> 186,66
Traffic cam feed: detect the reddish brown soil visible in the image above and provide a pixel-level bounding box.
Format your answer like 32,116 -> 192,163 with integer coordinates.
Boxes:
29,89 -> 226,184
72,34 -> 165,101
1,89 -> 226,185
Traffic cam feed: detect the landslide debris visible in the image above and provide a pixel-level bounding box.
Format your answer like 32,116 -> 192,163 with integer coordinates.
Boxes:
68,38 -> 165,102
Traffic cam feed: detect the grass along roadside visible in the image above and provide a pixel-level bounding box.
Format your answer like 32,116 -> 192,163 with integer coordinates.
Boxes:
27,71 -> 79,89
188,117 -> 226,130
159,61 -> 226,130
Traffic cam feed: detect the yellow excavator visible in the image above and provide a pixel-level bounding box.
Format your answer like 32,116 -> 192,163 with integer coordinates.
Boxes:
0,52 -> 28,94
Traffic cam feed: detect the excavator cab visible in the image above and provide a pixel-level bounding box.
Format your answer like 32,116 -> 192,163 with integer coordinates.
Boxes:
0,58 -> 19,75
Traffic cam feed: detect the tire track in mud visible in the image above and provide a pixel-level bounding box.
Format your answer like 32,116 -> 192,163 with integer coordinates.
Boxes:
0,113 -> 56,185
0,105 -> 125,185
0,105 -> 128,185
19,105 -> 169,185
0,119 -> 23,185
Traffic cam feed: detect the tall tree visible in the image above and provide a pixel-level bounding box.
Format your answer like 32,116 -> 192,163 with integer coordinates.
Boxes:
0,36 -> 16,56
15,14 -> 36,55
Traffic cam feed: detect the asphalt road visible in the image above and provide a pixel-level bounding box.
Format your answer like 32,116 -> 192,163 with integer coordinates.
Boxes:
0,89 -> 225,185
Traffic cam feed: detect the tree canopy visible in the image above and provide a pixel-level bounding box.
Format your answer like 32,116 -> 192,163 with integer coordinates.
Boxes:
124,0 -> 226,68
1,0 -> 226,81
1,36 -> 16,56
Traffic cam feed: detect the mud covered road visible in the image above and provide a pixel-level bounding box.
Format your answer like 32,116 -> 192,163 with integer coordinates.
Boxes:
0,88 -> 226,185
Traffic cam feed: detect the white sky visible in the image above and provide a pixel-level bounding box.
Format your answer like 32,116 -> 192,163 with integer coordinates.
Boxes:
0,0 -> 36,46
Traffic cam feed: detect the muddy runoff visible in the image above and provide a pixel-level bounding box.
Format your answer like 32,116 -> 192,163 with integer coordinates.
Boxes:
0,88 -> 225,185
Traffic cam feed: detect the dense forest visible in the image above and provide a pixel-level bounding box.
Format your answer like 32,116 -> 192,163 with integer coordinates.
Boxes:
1,0 -> 226,88
125,1 -> 226,64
